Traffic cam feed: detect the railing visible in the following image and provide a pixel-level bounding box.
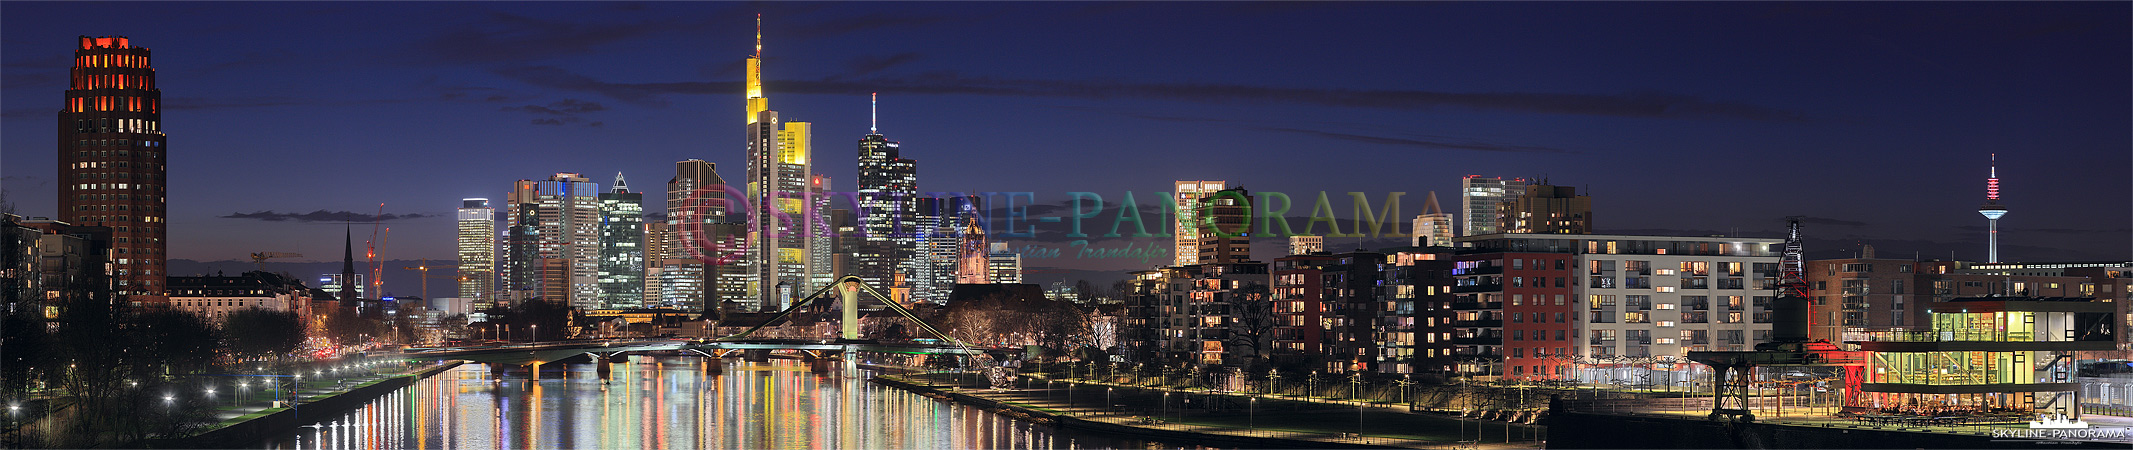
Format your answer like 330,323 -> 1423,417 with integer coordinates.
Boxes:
1860,330 -> 2036,343
1451,284 -> 1504,293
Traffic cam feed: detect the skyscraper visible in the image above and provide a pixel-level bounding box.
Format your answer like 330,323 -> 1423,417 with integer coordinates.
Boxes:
1499,184 -> 1591,234
1979,154 -> 2008,263
507,173 -> 602,310
1196,187 -> 1252,264
667,159 -> 744,312
912,195 -> 980,301
457,198 -> 496,312
744,17 -> 823,312
1411,191 -> 1453,247
598,173 -> 645,309
59,36 -> 167,304
1173,181 -> 1226,266
856,94 -> 919,289
1460,176 -> 1526,237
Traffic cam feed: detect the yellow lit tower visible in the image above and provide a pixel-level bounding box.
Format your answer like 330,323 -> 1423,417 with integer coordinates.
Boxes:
743,15 -> 820,313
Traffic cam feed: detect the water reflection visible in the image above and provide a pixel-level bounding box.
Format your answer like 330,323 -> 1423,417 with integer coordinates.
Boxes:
262,357 -> 1160,449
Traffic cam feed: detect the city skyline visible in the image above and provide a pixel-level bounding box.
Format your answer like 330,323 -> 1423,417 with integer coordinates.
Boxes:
3,2 -> 2128,279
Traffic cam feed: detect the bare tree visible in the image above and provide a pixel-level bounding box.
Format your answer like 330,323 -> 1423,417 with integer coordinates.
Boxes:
1225,284 -> 1277,369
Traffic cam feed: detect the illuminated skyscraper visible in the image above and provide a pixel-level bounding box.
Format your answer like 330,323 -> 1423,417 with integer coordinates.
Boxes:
457,198 -> 496,311
667,159 -> 745,312
744,17 -> 823,312
1979,154 -> 2008,263
856,94 -> 919,290
506,173 -> 602,310
1411,191 -> 1453,247
59,36 -> 167,304
598,173 -> 645,308
913,195 -> 980,301
1461,176 -> 1526,237
1173,181 -> 1225,266
1195,187 -> 1251,264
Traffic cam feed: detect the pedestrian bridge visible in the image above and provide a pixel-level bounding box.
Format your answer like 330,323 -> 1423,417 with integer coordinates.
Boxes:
404,338 -> 990,367
404,276 -> 992,367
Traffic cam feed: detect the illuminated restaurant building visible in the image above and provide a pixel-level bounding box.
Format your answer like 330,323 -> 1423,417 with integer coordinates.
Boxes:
1853,296 -> 2114,419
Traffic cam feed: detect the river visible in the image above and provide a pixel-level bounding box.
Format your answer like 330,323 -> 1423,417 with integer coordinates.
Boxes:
258,357 -> 1166,449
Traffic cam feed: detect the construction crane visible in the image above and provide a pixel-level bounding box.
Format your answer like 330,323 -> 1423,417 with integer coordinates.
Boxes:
367,203 -> 386,302
249,252 -> 302,272
401,258 -> 460,301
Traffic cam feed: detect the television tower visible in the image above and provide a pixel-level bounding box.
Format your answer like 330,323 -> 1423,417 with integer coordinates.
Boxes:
1978,154 -> 2008,263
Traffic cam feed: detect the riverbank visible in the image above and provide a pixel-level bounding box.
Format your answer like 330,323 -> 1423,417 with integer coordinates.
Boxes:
872,373 -> 1535,449
142,360 -> 463,449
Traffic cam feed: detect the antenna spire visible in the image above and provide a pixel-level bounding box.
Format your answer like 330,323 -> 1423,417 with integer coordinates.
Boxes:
1986,153 -> 2000,202
871,92 -> 878,134
754,14 -> 762,58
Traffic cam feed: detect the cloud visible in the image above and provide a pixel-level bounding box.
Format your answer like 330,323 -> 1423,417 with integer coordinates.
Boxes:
221,210 -> 438,222
1051,105 -> 1566,154
1797,216 -> 1868,227
1952,225 -> 2132,234
408,11 -> 714,65
501,98 -> 609,115
846,52 -> 924,77
789,12 -> 965,38
495,67 -> 1807,121
1250,126 -> 1571,153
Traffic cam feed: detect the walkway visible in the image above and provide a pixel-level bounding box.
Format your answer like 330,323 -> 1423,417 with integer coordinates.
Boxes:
897,372 -> 1544,449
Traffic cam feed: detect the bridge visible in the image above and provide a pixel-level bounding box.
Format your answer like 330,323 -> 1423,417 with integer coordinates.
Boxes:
401,277 -> 996,376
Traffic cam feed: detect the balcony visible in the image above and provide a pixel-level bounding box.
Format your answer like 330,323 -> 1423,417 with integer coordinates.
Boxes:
1451,336 -> 1502,345
1451,319 -> 1503,328
1455,266 -> 1503,276
1451,301 -> 1502,310
1451,283 -> 1504,293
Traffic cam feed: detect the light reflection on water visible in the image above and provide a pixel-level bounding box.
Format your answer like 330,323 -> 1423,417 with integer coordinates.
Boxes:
260,357 -> 1164,449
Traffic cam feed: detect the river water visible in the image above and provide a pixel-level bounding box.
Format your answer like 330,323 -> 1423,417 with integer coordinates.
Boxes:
258,357 -> 1164,449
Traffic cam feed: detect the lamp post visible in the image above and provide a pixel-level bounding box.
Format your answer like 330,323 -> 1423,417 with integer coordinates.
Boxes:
1250,396 -> 1258,430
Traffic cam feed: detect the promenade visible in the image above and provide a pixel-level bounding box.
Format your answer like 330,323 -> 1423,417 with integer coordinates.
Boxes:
887,371 -> 1545,449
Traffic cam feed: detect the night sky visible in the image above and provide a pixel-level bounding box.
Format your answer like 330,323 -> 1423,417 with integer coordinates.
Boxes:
3,2 -> 2128,290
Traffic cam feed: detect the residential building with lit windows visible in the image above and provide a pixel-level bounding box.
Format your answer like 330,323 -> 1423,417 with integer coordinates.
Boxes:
1145,262 -> 1269,365
1452,234 -> 1781,381
59,36 -> 167,305
1272,254 -> 1337,366
1806,256 -> 2132,348
457,199 -> 496,312
1498,184 -> 1591,234
1382,247 -> 1458,375
169,271 -> 311,324
1196,187 -> 1252,264
1173,181 -> 1226,266
1288,235 -> 1324,256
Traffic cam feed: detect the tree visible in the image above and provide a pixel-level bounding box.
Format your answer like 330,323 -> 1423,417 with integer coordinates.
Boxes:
1,310 -> 53,396
223,308 -> 306,362
1074,279 -> 1098,303
1225,284 -> 1277,369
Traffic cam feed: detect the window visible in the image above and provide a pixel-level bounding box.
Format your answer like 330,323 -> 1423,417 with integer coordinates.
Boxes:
1512,312 -> 1523,323
1657,321 -> 1676,327
1843,263 -> 1873,273
1555,330 -> 1566,340
1656,303 -> 1677,310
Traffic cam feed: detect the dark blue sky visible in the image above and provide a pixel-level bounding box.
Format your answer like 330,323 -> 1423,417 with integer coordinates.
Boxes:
4,2 -> 2128,278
